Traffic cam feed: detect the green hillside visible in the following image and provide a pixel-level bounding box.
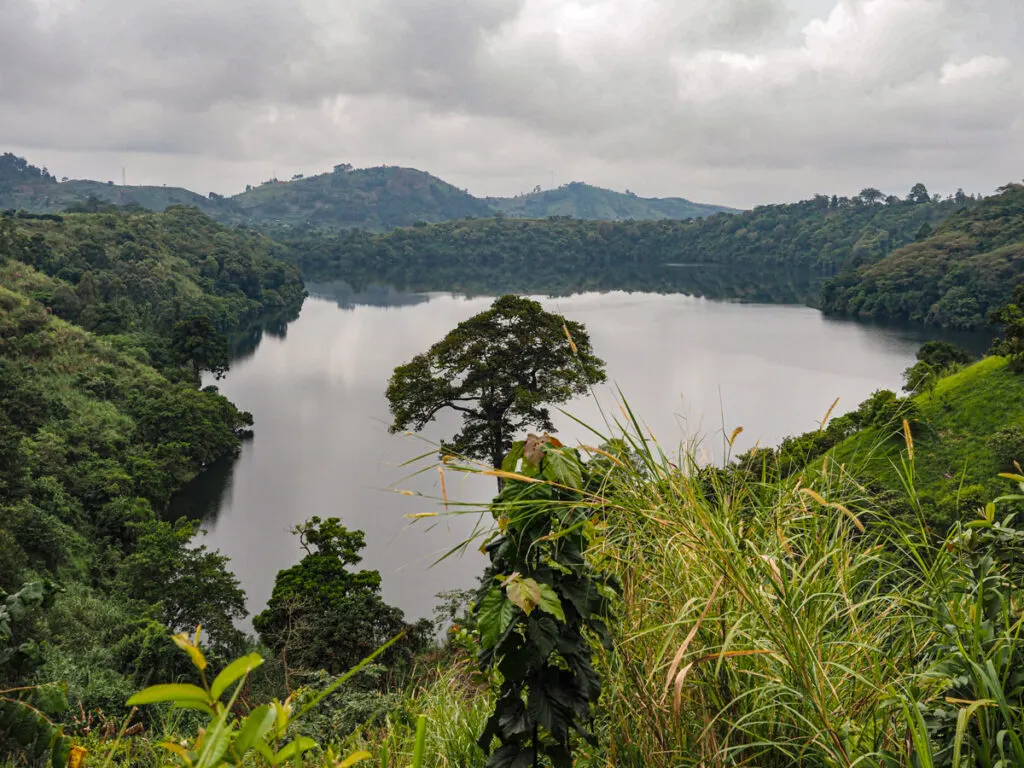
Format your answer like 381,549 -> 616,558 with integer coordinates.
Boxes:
821,183 -> 1024,329
2,153 -> 734,233
1,152 -> 227,216
284,190 -> 968,301
3,206 -> 304,336
826,355 -> 1024,523
486,181 -> 736,220
226,164 -> 493,230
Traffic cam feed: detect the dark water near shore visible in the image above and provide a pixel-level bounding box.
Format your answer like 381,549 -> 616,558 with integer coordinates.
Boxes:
171,285 -> 986,625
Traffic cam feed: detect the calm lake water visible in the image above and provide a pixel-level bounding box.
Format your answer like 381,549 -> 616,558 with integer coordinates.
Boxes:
172,285 -> 984,626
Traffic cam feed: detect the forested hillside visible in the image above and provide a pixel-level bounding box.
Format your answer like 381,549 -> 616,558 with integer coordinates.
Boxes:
0,237 -> 296,720
283,187 -> 967,302
226,164 -> 494,230
2,207 -> 304,341
821,183 -> 1024,329
0,152 -> 225,217
1,153 -> 732,232
486,181 -> 735,220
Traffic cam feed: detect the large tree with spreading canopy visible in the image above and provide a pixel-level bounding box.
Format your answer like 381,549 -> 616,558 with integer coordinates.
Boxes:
386,295 -> 606,471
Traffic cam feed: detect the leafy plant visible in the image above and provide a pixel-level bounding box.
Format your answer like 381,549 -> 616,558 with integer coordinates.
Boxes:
474,434 -> 616,767
0,681 -> 75,767
125,627 -> 402,767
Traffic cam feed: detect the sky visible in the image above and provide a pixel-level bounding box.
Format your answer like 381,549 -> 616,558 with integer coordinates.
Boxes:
1,0 -> 1021,208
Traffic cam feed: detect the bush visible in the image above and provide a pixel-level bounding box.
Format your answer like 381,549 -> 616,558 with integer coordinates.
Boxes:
988,426 -> 1024,470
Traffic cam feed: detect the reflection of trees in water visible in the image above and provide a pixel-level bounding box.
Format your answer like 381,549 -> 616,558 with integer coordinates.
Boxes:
166,450 -> 240,526
305,281 -> 433,310
305,267 -> 824,309
228,303 -> 303,363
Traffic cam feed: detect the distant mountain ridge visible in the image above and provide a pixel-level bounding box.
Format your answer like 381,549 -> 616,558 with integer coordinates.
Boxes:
487,181 -> 735,220
0,152 -> 736,231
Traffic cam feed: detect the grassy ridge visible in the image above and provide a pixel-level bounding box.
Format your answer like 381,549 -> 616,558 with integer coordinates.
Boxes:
826,356 -> 1024,523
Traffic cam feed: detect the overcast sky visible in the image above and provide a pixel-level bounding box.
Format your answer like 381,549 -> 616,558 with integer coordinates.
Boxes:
2,0 -> 1021,208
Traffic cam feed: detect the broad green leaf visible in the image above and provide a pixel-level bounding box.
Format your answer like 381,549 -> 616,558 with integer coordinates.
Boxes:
159,741 -> 195,765
338,752 -> 373,767
171,700 -> 217,716
34,682 -> 69,715
478,587 -> 515,649
506,576 -> 542,616
210,652 -> 264,701
195,713 -> 233,768
172,631 -> 208,672
542,447 -> 583,489
233,704 -> 274,756
537,584 -> 566,623
272,737 -> 317,764
127,683 -> 210,707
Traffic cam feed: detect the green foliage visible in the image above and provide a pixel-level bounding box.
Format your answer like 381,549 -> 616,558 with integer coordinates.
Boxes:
485,182 -> 734,221
124,627 -> 398,767
387,295 -> 607,470
988,282 -> 1024,372
0,682 -> 73,768
822,183 -> 1024,329
253,517 -> 424,679
987,426 -> 1024,470
283,188 -> 964,304
474,437 -> 616,767
118,519 -> 247,655
1,206 -> 304,347
169,315 -> 229,386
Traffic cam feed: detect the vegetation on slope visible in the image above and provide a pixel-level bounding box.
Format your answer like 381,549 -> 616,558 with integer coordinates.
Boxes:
283,187 -> 968,302
3,153 -> 735,232
227,164 -> 494,231
486,181 -> 735,220
2,207 -> 304,345
0,152 -> 226,217
822,183 -> 1024,329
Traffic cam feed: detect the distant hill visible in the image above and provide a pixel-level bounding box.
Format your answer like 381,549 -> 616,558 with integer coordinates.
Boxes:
1,152 -> 734,231
822,183 -> 1024,329
0,152 -> 227,217
227,164 -> 493,230
487,181 -> 736,220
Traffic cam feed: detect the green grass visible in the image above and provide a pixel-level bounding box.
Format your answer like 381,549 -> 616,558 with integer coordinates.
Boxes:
828,356 -> 1024,520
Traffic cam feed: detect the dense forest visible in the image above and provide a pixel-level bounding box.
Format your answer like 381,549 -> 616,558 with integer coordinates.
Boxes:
0,208 -> 311,735
822,183 -> 1024,329
280,185 -> 969,303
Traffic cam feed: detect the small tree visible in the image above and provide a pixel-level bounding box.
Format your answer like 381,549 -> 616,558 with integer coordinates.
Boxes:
170,315 -> 229,387
989,284 -> 1024,373
253,517 -> 417,677
386,295 -> 606,472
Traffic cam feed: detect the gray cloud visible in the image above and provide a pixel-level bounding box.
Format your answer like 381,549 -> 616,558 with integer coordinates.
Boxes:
1,0 -> 1021,206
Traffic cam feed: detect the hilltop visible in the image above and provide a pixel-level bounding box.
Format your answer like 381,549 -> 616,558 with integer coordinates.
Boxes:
486,181 -> 736,220
1,152 -> 733,231
226,163 -> 493,230
821,183 -> 1024,329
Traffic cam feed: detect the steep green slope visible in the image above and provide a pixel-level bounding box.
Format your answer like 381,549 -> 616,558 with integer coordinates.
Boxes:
227,165 -> 494,230
486,181 -> 736,220
821,184 -> 1024,329
3,207 -> 304,336
285,192 -> 967,301
827,356 -> 1024,525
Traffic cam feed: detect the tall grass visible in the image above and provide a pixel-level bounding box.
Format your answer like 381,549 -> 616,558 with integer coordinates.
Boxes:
422,389 -> 1023,766
566,408 -> 1024,767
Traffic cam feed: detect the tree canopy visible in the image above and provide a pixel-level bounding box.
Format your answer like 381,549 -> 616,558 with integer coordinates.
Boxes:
386,295 -> 607,470
252,516 -> 423,677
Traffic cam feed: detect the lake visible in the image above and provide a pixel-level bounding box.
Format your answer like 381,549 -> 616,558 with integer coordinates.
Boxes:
171,285 -> 984,626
